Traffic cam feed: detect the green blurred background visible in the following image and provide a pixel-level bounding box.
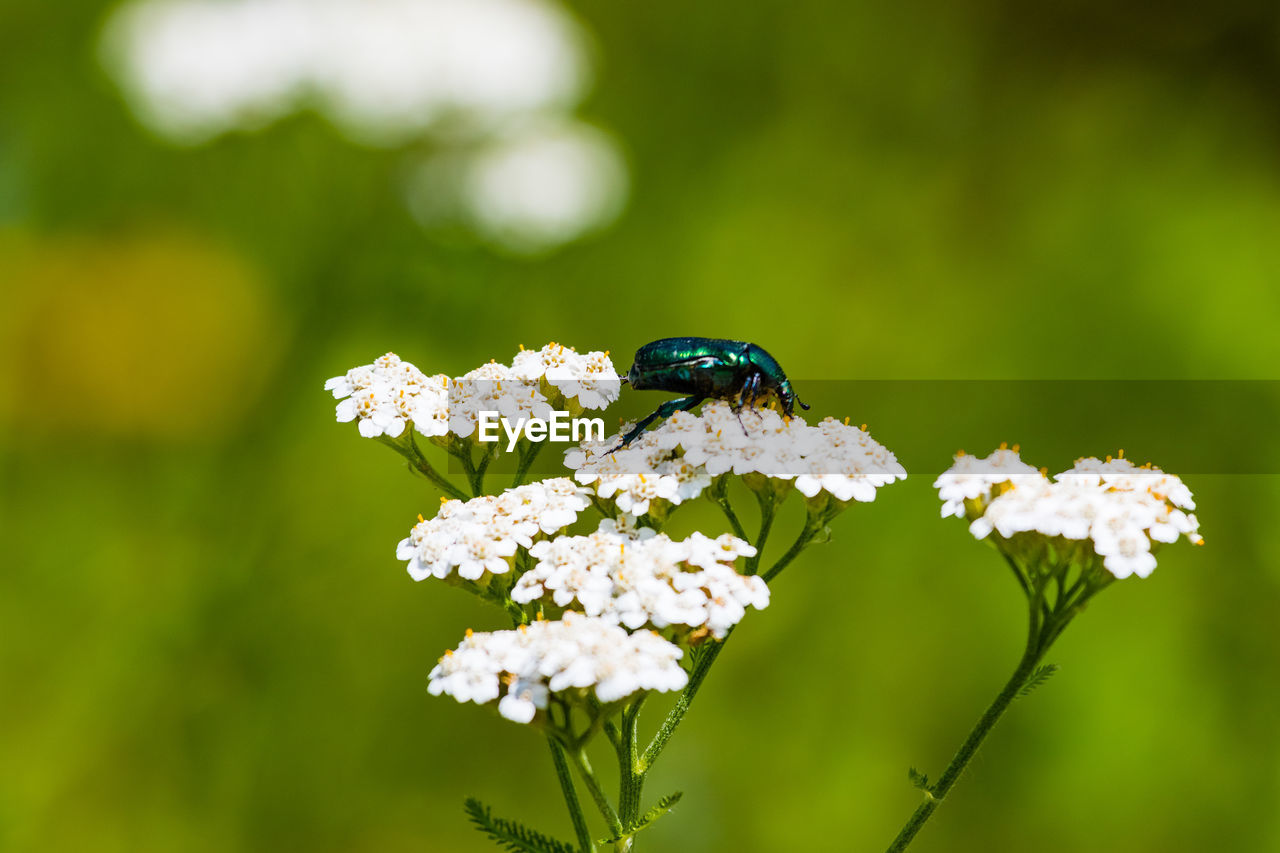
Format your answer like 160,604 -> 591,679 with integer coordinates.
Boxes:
3,0 -> 1279,850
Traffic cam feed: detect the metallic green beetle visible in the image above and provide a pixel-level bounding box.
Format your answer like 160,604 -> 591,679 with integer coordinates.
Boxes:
612,337 -> 809,450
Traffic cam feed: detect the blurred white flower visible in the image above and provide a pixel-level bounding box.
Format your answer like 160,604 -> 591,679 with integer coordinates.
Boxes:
396,478 -> 591,582
946,450 -> 1203,579
103,0 -> 629,250
103,0 -> 586,144
513,519 -> 766,639
447,122 -> 628,252
428,613 -> 689,722
324,352 -> 449,439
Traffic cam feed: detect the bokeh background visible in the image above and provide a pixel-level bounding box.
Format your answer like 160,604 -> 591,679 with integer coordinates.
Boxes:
3,0 -> 1279,850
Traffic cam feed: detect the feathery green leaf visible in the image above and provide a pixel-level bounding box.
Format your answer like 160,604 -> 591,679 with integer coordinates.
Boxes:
1019,663 -> 1059,697
464,798 -> 579,853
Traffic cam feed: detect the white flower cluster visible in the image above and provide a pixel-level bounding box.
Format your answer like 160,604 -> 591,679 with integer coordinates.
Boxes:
565,400 -> 906,511
396,478 -> 591,581
326,344 -> 618,440
939,449 -> 1203,579
428,613 -> 688,723
934,445 -> 1043,518
324,352 -> 450,439
450,344 -> 620,439
511,343 -> 621,411
512,520 -> 767,639
564,435 -> 711,516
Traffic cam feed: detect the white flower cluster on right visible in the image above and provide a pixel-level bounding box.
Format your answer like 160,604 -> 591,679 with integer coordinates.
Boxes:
937,448 -> 1203,579
428,613 -> 689,723
934,444 -> 1044,518
564,400 -> 906,512
512,519 -> 767,639
396,478 -> 591,582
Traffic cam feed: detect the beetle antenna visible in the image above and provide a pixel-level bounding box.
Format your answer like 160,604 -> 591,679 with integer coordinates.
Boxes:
796,396 -> 810,411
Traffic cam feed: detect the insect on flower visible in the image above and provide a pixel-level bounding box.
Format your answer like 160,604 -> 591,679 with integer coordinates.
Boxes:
612,337 -> 809,450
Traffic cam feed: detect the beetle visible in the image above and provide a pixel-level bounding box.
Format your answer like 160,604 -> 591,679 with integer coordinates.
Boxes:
611,337 -> 809,450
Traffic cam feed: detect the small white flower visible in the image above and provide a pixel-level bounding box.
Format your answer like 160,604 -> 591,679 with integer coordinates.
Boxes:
513,520 -> 765,639
325,352 -> 450,440
509,342 -> 621,410
934,446 -> 1045,519
427,613 -> 689,723
396,479 -> 591,582
565,432 -> 712,518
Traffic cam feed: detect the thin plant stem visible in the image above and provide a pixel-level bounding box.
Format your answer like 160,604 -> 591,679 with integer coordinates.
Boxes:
745,491 -> 776,575
547,737 -> 595,853
714,495 -> 749,542
640,495 -> 781,770
378,434 -> 470,500
639,633 -> 730,772
1000,552 -> 1031,597
447,436 -> 485,496
473,442 -> 498,495
885,593 -> 1066,852
761,521 -> 819,584
618,696 -> 646,827
512,440 -> 545,487
568,748 -> 624,840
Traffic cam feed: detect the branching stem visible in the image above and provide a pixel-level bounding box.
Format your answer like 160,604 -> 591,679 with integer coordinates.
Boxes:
885,581 -> 1098,852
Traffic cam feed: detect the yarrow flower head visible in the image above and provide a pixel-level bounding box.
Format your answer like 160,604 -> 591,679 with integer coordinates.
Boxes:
565,400 -> 906,515
324,352 -> 450,439
427,613 -> 689,724
510,342 -> 622,412
326,343 -> 618,442
934,444 -> 1044,520
564,433 -> 712,517
396,478 -> 591,582
939,449 -> 1203,580
512,519 -> 767,640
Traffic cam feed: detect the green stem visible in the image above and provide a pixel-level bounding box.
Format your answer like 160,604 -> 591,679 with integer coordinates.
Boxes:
512,441 -> 546,487
745,492 -> 776,575
568,748 -> 624,840
448,436 -> 483,496
639,634 -> 730,772
640,493 -> 780,770
761,521 -> 819,584
473,442 -> 498,496
618,696 -> 646,828
714,495 -> 749,542
886,596 -> 1060,852
547,737 -> 595,853
377,434 -> 469,500
1000,552 -> 1031,598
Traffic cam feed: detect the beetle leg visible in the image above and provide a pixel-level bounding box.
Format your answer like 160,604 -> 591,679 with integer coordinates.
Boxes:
607,395 -> 706,453
748,371 -> 762,408
735,371 -> 762,435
